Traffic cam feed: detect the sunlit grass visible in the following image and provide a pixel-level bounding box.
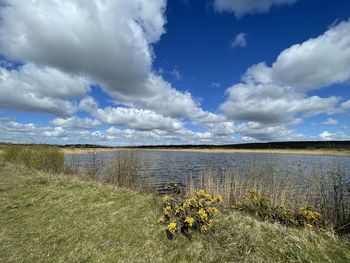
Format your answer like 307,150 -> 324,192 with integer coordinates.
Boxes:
2,144 -> 64,173
1,163 -> 349,262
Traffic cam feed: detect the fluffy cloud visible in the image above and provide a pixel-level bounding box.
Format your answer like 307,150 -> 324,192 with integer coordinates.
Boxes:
0,118 -> 66,143
271,19 -> 350,90
0,0 -> 212,123
203,122 -> 235,136
236,121 -> 302,142
341,100 -> 350,111
117,74 -> 198,118
0,0 -> 165,98
0,117 -> 237,145
221,20 -> 350,127
220,82 -> 338,124
42,127 -> 65,138
0,63 -> 89,116
214,0 -> 297,17
80,97 -> 184,131
242,19 -> 350,91
231,33 -> 247,48
51,117 -> 100,129
319,131 -> 350,141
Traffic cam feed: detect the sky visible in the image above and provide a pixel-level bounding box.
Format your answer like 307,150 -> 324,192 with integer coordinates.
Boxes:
0,0 -> 350,145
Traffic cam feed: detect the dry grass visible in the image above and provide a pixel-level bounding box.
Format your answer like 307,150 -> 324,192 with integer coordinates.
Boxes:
1,163 -> 349,262
187,158 -> 350,232
2,145 -> 64,173
62,147 -> 118,154
104,151 -> 151,190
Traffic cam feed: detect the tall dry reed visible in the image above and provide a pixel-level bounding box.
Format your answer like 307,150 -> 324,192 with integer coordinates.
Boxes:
105,150 -> 151,190
187,157 -> 350,231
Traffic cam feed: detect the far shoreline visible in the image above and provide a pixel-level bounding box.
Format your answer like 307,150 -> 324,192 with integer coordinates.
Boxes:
63,147 -> 350,156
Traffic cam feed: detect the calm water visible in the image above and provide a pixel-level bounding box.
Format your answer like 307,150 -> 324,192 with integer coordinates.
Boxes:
65,150 -> 350,192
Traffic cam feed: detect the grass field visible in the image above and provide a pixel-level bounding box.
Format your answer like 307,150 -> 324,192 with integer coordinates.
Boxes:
1,163 -> 350,262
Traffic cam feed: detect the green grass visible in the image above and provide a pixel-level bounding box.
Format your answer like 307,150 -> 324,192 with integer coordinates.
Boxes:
1,163 -> 349,262
2,145 -> 64,173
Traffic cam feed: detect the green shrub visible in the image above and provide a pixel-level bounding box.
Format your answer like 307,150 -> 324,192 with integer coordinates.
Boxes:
297,204 -> 324,229
158,187 -> 222,240
105,151 -> 149,189
235,188 -> 325,229
238,188 -> 273,220
271,204 -> 298,227
2,145 -> 23,162
2,145 -> 64,173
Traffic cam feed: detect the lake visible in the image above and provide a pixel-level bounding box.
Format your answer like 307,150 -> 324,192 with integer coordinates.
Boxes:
65,150 -> 350,194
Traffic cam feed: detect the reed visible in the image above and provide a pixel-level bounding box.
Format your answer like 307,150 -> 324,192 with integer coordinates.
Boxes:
104,150 -> 150,190
80,152 -> 101,181
2,144 -> 64,173
187,157 -> 350,232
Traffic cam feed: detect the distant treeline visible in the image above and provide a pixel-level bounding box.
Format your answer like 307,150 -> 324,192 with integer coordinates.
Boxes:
127,141 -> 350,150
0,143 -> 111,149
1,141 -> 350,150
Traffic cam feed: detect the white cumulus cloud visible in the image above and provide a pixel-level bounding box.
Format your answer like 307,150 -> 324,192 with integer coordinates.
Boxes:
271,19 -> 350,90
0,63 -> 89,116
51,116 -> 101,129
221,19 -> 350,133
80,97 -> 184,131
0,0 -> 213,124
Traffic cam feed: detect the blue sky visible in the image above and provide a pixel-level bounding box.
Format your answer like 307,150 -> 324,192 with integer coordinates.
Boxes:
0,0 -> 349,145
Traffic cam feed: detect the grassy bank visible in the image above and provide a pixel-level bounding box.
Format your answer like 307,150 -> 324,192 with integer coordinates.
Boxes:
1,163 -> 350,262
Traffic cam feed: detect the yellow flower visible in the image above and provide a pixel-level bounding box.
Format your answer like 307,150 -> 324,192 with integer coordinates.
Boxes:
210,207 -> 219,215
242,196 -> 249,204
162,195 -> 171,202
183,198 -> 195,209
185,217 -> 195,227
305,223 -> 313,230
167,222 -> 177,233
200,225 -> 208,232
216,194 -> 223,203
198,208 -> 208,220
157,216 -> 165,224
175,205 -> 183,215
163,206 -> 171,215
196,189 -> 207,197
207,219 -> 214,228
300,205 -> 322,221
196,189 -> 213,201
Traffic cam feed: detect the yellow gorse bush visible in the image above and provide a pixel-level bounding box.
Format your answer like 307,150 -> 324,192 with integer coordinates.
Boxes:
158,187 -> 222,240
300,205 -> 322,221
298,204 -> 324,228
236,188 -> 325,229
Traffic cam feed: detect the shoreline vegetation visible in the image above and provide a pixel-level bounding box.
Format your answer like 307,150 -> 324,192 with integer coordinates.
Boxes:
1,144 -> 350,262
62,140 -> 350,156
2,140 -> 350,156
1,160 -> 350,262
62,147 -> 350,156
